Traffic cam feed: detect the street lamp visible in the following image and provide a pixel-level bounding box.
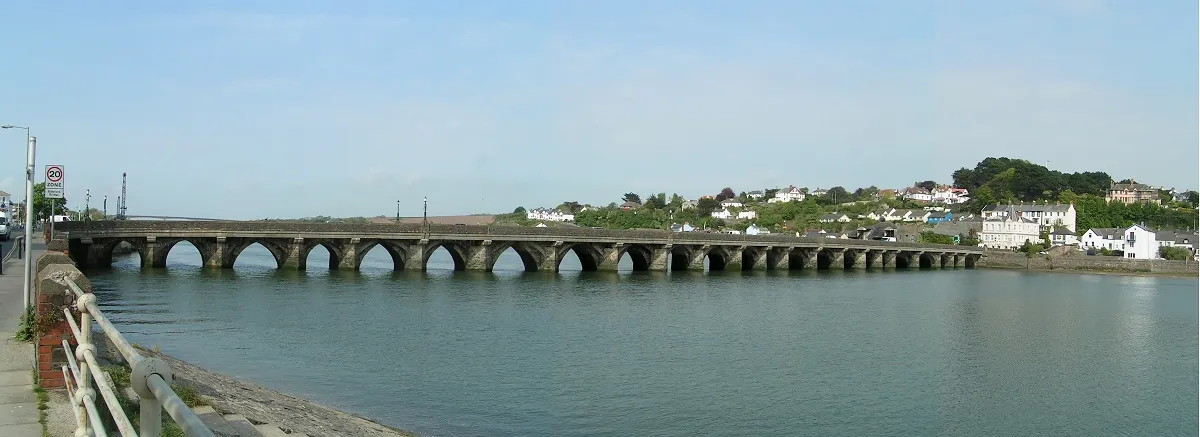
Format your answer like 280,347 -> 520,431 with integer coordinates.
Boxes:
423,196 -> 428,235
1,125 -> 35,310
396,200 -> 400,223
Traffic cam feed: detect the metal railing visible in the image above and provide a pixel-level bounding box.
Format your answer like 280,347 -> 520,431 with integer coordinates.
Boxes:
61,277 -> 215,437
2,235 -> 24,264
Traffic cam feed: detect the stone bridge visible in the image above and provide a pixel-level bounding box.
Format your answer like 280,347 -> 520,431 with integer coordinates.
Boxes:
58,221 -> 984,272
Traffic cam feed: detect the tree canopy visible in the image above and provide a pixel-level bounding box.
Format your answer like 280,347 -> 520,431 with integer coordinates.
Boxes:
32,182 -> 67,222
952,157 -> 1112,204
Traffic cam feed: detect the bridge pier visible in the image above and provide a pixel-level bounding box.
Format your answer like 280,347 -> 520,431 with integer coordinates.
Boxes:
743,246 -> 767,271
280,238 -> 306,269
596,243 -> 622,271
849,249 -> 867,269
723,246 -> 745,271
687,246 -> 708,270
827,249 -> 845,270
768,247 -> 790,270
952,254 -> 963,269
648,246 -> 670,272
865,250 -> 882,269
882,251 -> 896,268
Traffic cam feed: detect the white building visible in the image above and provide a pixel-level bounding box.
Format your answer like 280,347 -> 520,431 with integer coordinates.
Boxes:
720,199 -> 744,209
745,224 -> 769,235
819,213 -> 850,223
1080,228 -> 1126,252
930,187 -> 970,204
768,186 -> 805,203
981,203 -> 1077,232
1048,227 -> 1078,246
525,208 -> 574,222
980,208 -> 1041,250
1122,224 -> 1159,259
903,187 -> 932,202
737,210 -> 758,220
747,190 -> 765,200
711,209 -> 732,220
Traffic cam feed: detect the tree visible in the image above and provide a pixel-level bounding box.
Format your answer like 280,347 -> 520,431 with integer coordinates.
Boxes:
643,195 -> 665,209
696,198 -> 720,216
826,186 -> 849,203
917,180 -> 937,191
1186,191 -> 1199,207
668,193 -> 685,208
1159,246 -> 1191,261
715,187 -> 736,202
622,193 -> 641,204
557,202 -> 582,213
513,206 -> 526,214
32,182 -> 66,222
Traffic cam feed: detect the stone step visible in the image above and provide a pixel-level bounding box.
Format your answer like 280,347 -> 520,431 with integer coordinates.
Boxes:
223,414 -> 265,437
255,424 -> 290,437
193,405 -> 238,437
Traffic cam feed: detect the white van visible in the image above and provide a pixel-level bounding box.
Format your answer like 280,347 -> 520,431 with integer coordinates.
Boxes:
0,212 -> 10,241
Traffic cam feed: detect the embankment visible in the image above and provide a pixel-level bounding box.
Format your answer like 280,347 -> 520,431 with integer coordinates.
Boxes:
978,250 -> 1199,277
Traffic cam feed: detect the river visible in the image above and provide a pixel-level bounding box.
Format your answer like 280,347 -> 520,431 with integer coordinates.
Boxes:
84,243 -> 1198,437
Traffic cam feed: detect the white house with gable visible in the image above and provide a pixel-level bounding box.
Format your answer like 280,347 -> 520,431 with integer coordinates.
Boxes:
769,186 -> 806,203
737,210 -> 758,220
711,209 -> 732,220
526,208 -> 575,222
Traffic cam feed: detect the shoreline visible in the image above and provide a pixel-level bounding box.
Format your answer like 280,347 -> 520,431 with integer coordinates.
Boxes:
131,345 -> 419,437
977,265 -> 1199,279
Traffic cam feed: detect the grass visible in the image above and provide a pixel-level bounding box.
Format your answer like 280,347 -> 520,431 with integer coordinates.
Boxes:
33,377 -> 49,437
101,364 -> 208,437
14,305 -> 34,342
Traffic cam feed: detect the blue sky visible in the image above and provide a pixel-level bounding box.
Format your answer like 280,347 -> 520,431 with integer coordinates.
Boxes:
0,0 -> 1195,219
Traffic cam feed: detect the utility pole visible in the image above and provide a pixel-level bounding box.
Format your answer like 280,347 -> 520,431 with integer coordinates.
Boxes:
85,189 -> 91,221
103,195 -> 107,219
396,200 -> 400,223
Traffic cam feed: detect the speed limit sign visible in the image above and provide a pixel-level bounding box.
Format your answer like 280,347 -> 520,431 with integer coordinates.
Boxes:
44,165 -> 64,199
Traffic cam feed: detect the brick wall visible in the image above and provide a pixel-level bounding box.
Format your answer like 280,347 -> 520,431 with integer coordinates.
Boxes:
979,250 -> 1199,275
33,252 -> 89,389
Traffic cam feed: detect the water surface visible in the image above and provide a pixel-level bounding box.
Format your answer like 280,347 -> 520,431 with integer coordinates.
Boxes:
86,243 -> 1199,436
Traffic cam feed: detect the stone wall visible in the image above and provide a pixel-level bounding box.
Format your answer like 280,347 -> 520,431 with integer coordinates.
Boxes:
979,250 -> 1200,276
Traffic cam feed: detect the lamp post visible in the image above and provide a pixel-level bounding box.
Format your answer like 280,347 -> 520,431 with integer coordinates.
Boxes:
423,196 -> 428,236
85,189 -> 90,221
396,200 -> 400,223
103,195 -> 107,219
2,125 -> 35,310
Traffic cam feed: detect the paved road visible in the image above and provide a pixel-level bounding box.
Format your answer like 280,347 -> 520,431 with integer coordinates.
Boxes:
0,231 -> 43,435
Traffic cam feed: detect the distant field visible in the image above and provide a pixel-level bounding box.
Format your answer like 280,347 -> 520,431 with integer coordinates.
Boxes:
366,215 -> 495,225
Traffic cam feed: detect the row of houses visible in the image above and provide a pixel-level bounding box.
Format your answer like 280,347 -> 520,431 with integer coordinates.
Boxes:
1079,226 -> 1198,259
902,186 -> 970,204
981,203 -> 1077,232
819,208 -> 955,224
525,208 -> 575,222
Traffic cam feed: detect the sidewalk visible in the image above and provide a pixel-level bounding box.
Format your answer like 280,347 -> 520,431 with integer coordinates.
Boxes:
0,236 -> 72,436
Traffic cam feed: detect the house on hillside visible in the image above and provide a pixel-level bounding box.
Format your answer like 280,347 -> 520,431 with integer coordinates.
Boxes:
903,187 -> 932,202
931,187 -> 970,204
526,208 -> 575,222
747,190 -> 765,200
619,201 -> 642,210
769,186 -> 805,203
819,213 -> 851,223
882,209 -> 907,222
711,209 -> 732,220
1107,182 -> 1160,205
926,211 -> 953,224
737,210 -> 758,220
681,200 -> 698,210
900,210 -> 931,222
721,199 -> 744,209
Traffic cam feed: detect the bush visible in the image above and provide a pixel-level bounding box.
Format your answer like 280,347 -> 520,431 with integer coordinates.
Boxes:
1159,246 -> 1191,261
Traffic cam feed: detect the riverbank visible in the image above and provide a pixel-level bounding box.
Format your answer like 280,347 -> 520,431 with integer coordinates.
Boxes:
978,250 -> 1199,278
132,346 -> 419,437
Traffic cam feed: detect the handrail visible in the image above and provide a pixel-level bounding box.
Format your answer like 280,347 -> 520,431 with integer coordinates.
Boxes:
61,278 -> 216,437
2,235 -> 22,264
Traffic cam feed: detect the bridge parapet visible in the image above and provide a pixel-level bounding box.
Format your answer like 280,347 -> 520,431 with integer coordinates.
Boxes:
59,220 -> 982,273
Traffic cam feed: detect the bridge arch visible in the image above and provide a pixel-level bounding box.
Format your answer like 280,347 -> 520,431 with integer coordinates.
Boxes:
670,245 -> 694,271
787,248 -> 812,270
620,244 -> 654,271
559,243 -> 601,271
301,240 -> 344,270
490,241 -> 544,272
355,240 -> 407,271
740,246 -> 764,271
424,242 -> 468,271
895,252 -> 913,269
227,238 -> 291,269
918,252 -> 935,269
705,246 -> 730,271
90,238 -> 147,268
